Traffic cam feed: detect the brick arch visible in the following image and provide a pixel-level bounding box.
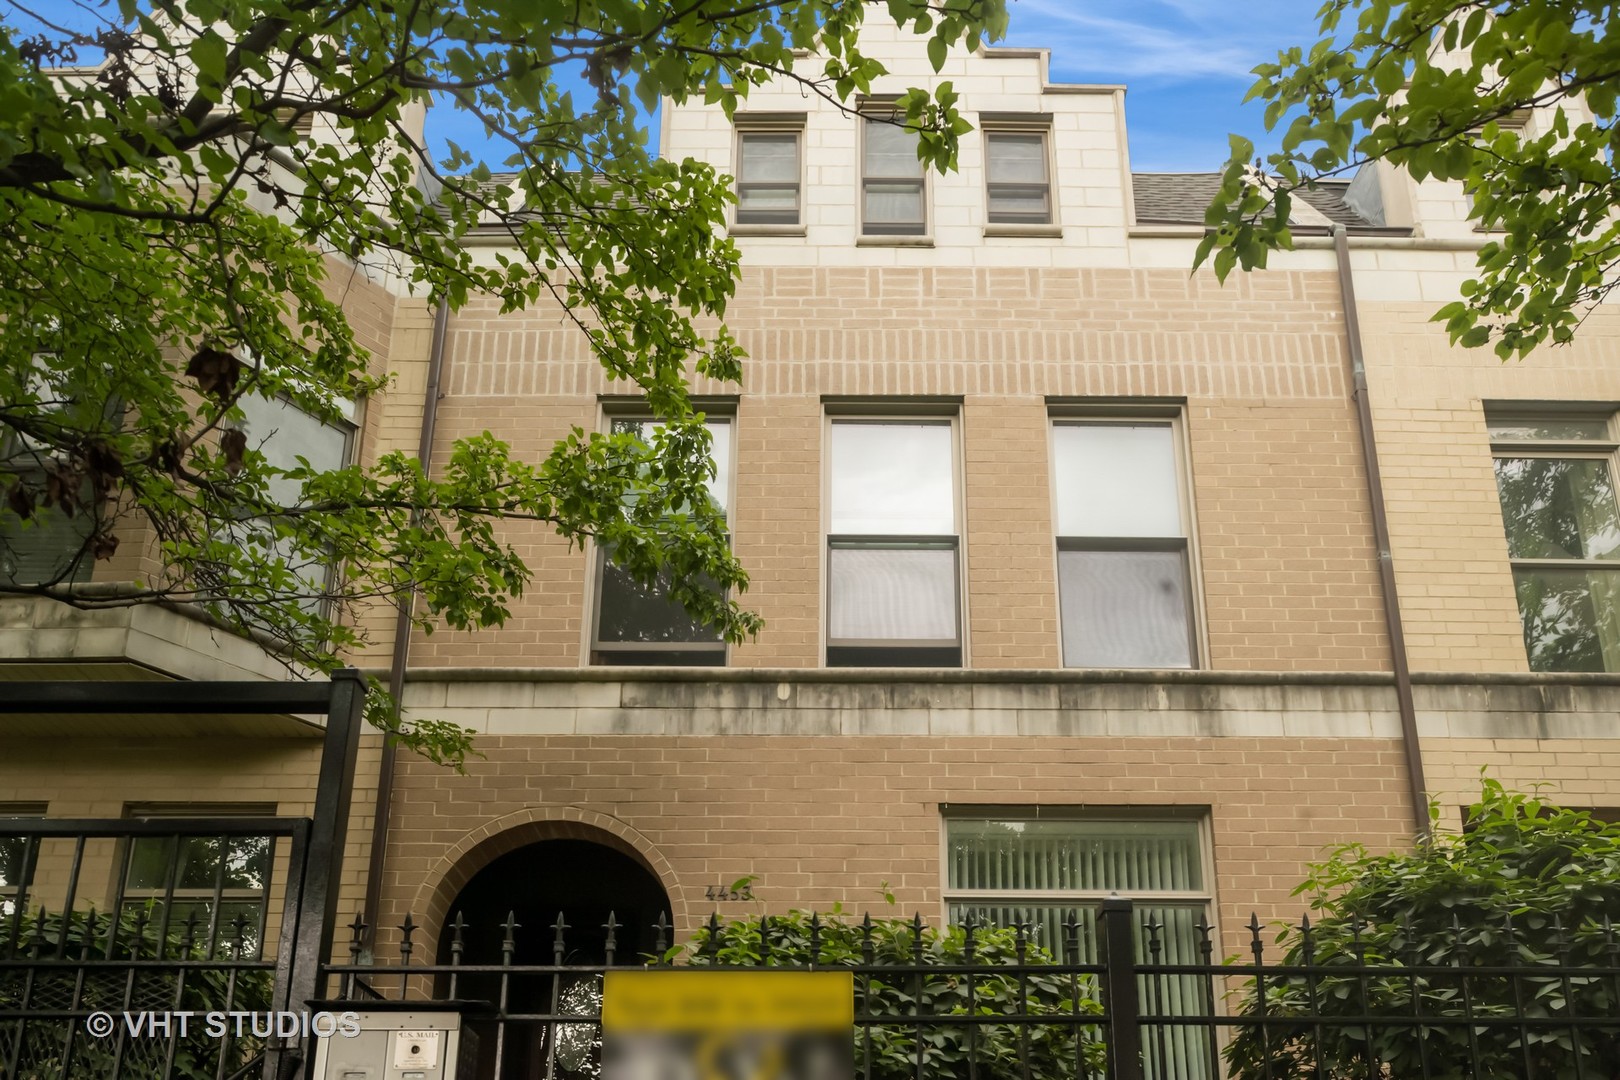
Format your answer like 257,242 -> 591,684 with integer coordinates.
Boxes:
410,806 -> 688,954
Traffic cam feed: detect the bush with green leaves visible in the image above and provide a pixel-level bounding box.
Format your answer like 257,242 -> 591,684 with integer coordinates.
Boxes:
683,907 -> 1105,1080
1225,780 -> 1620,1078
0,904 -> 272,1080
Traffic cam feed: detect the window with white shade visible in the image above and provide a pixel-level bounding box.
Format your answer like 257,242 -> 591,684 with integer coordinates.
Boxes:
1490,411 -> 1620,671
592,415 -> 732,666
945,814 -> 1213,1080
827,418 -> 960,666
1052,419 -> 1197,668
984,128 -> 1053,225
861,111 -> 926,236
734,122 -> 803,226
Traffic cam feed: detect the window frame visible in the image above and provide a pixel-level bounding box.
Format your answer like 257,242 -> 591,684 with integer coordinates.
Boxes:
731,114 -> 806,232
587,405 -> 737,667
858,102 -> 930,239
1048,407 -> 1203,670
116,804 -> 278,959
940,806 -> 1216,916
823,409 -> 965,667
1488,406 -> 1620,671
0,804 -> 47,918
980,116 -> 1057,230
220,387 -> 359,615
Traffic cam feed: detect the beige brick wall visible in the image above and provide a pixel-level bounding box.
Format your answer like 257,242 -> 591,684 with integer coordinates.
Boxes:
408,267 -> 1390,672
1360,302 -> 1620,672
377,731 -> 1414,955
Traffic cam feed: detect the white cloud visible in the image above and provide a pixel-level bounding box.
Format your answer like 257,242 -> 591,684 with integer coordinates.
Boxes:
1001,0 -> 1307,85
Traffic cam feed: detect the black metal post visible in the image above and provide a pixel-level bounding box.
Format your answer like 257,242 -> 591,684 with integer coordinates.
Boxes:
264,669 -> 365,1080
1097,900 -> 1144,1080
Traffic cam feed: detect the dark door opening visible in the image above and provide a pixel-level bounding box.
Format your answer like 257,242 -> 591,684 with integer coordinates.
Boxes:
436,838 -> 673,1080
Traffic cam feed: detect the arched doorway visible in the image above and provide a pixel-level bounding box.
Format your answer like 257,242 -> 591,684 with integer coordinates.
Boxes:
436,838 -> 673,1080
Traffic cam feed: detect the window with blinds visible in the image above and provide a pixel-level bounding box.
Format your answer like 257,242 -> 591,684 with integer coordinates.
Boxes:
826,417 -> 961,667
945,815 -> 1213,1080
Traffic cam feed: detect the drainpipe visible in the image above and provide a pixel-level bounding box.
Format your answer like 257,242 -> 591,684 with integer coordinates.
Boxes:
362,297 -> 450,948
1332,224 -> 1430,842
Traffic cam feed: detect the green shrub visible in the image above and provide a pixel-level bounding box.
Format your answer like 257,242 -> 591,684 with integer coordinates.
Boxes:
684,907 -> 1106,1080
1225,780 -> 1620,1078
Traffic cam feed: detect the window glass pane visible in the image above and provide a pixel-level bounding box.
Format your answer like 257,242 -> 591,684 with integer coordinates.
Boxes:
863,118 -> 922,178
237,392 -> 350,507
125,836 -> 176,891
596,552 -> 723,645
830,422 -> 953,534
612,417 -> 731,513
0,835 -> 31,897
863,182 -> 924,225
223,836 -> 271,891
1494,457 -> 1620,560
1489,418 -> 1610,441
1059,549 -> 1192,668
175,836 -> 225,889
828,545 -> 957,642
946,819 -> 1203,892
739,133 -> 798,182
988,187 -> 1050,219
1513,567 -> 1620,672
738,186 -> 799,211
986,133 -> 1047,183
1053,425 -> 1182,537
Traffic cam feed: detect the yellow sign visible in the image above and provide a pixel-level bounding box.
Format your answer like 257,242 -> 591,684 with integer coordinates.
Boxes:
603,971 -> 854,1080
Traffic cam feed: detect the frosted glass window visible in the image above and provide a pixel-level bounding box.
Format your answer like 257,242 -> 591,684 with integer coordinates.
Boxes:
1059,550 -> 1192,668
828,545 -> 958,642
830,422 -> 954,534
736,131 -> 800,225
986,131 -> 1051,224
1053,424 -> 1182,537
1488,418 -> 1610,441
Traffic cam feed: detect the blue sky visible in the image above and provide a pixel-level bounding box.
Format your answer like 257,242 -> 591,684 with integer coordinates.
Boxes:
422,0 -> 1328,174
1000,0 -> 1326,171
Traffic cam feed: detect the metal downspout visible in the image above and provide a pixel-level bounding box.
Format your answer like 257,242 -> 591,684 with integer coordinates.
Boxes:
1332,224 -> 1431,841
362,297 -> 450,948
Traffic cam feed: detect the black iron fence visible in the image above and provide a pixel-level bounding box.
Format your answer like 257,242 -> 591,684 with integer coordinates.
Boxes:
0,818 -> 306,1080
320,900 -> 1620,1080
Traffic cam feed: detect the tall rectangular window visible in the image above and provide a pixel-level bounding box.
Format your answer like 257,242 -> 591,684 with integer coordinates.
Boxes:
735,124 -> 802,226
591,415 -> 732,666
119,806 -> 277,959
945,814 -> 1212,1080
985,129 -> 1052,225
861,112 -> 926,236
224,390 -> 355,617
826,418 -> 960,666
1052,420 -> 1196,668
1490,412 -> 1620,671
